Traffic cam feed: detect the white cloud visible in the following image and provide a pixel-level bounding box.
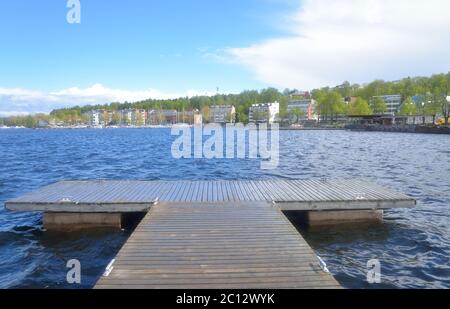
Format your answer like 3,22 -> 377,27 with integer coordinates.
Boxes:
49,84 -> 184,103
0,84 -> 219,116
226,0 -> 450,89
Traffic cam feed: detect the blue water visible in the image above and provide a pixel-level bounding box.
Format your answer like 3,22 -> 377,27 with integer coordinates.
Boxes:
0,128 -> 449,288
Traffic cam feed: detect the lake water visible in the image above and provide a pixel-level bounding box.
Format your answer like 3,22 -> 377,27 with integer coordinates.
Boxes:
0,128 -> 449,288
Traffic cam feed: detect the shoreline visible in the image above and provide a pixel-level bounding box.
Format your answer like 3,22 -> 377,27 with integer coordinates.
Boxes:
2,124 -> 450,135
346,124 -> 450,135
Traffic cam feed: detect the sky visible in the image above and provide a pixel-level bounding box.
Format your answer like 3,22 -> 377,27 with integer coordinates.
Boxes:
1,0 -> 450,116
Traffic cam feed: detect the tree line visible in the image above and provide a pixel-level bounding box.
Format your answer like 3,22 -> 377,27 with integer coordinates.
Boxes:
2,72 -> 449,127
312,72 -> 450,123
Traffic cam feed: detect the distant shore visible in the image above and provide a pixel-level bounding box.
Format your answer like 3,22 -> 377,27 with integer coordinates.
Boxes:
2,124 -> 449,134
346,124 -> 450,134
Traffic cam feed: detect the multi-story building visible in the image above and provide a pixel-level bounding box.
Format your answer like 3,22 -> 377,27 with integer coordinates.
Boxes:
289,90 -> 310,99
120,109 -> 134,125
135,109 -> 147,126
99,110 -> 114,126
146,110 -> 159,125
88,110 -> 100,126
371,95 -> 402,115
287,99 -> 317,121
86,109 -> 114,126
209,105 -> 236,123
249,102 -> 280,123
117,109 -> 148,126
178,109 -> 200,124
147,110 -> 178,125
162,110 -> 178,124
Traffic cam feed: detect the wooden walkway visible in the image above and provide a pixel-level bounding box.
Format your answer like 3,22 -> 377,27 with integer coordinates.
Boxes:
6,179 -> 415,212
6,179 -> 416,289
95,203 -> 341,289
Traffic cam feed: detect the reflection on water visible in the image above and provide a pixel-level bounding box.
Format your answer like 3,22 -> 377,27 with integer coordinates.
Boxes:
0,128 -> 449,288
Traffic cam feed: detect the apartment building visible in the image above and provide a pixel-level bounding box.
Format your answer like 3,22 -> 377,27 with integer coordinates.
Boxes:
371,95 -> 402,115
287,99 -> 317,121
249,102 -> 280,123
210,105 -> 236,123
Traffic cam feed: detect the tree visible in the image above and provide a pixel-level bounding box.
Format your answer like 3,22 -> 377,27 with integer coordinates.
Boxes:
313,90 -> 345,121
347,98 -> 372,116
336,81 -> 352,97
282,88 -> 291,96
111,112 -> 121,125
18,70 -> 450,127
259,88 -> 280,103
371,97 -> 388,114
157,111 -> 166,125
136,112 -> 145,126
399,97 -> 417,116
214,95 -> 225,106
333,94 -> 347,119
278,108 -> 290,125
251,110 -> 266,123
291,108 -> 305,123
201,106 -> 210,124
312,89 -> 327,120
236,111 -> 248,124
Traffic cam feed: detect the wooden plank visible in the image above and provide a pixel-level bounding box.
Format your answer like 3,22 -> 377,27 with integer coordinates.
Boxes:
5,179 -> 416,212
95,203 -> 340,289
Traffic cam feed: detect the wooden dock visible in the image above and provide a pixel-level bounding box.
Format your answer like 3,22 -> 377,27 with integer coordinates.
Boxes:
6,179 -> 415,212
95,203 -> 341,289
5,178 -> 416,289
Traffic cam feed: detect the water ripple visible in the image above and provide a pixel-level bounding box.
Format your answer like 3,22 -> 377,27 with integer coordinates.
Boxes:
0,128 -> 449,288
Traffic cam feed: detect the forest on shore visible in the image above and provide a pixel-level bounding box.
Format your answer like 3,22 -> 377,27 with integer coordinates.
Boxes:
2,71 -> 449,127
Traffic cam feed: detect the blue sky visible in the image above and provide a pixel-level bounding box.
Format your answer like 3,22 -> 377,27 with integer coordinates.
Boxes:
0,0 -> 295,92
1,0 -> 450,115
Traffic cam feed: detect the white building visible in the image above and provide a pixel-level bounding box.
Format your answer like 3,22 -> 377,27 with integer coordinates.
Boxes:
89,110 -> 100,126
121,109 -> 134,125
371,95 -> 402,115
249,102 -> 280,123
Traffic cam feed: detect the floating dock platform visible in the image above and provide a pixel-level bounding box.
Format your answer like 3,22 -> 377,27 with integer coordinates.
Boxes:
6,179 -> 415,212
5,179 -> 416,289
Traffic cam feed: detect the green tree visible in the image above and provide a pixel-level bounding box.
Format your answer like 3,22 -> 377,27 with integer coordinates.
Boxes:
278,108 -> 290,125
291,108 -> 305,123
336,81 -> 352,97
314,90 -> 345,121
111,112 -> 121,125
259,88 -> 281,103
399,97 -> 417,116
371,97 -> 388,114
201,106 -> 210,124
347,98 -> 372,116
251,110 -> 267,123
36,70 -> 450,127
